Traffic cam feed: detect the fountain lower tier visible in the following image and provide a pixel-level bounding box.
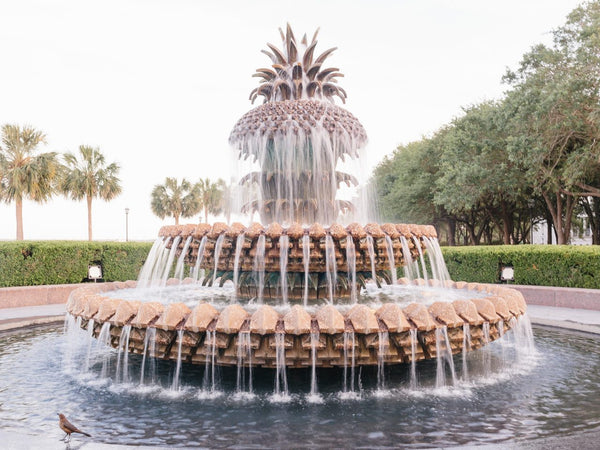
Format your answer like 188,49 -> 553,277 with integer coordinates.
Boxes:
66,279 -> 526,368
156,222 -> 438,298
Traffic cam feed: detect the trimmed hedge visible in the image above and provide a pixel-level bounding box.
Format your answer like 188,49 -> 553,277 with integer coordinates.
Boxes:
0,241 -> 153,287
1,242 -> 599,289
442,245 -> 600,289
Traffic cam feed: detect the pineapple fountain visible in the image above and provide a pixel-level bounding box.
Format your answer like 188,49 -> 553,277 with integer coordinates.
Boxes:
65,25 -> 530,394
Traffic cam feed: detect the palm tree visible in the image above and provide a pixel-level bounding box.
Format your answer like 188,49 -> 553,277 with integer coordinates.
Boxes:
151,177 -> 201,225
197,178 -> 226,223
60,145 -> 122,241
0,124 -> 60,240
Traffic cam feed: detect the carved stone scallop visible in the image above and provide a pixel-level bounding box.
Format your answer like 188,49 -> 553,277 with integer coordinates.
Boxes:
403,303 -> 437,331
155,303 -> 191,331
452,299 -> 483,326
250,305 -> 280,335
112,300 -> 141,326
186,303 -> 219,332
428,301 -> 462,328
346,304 -> 379,334
376,303 -> 411,333
283,305 -> 312,335
131,302 -> 164,328
316,304 -> 345,334
215,304 -> 250,334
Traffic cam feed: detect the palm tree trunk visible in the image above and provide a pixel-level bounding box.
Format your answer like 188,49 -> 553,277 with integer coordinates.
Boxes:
87,195 -> 93,241
16,197 -> 24,240
204,207 -> 208,224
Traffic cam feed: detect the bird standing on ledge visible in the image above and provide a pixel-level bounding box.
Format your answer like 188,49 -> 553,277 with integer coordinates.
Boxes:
57,413 -> 91,442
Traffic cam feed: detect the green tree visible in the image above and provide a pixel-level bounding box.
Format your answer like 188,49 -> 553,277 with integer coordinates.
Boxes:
504,1 -> 600,244
151,177 -> 201,225
197,177 -> 226,223
435,101 -> 531,244
0,124 -> 60,240
60,145 -> 122,241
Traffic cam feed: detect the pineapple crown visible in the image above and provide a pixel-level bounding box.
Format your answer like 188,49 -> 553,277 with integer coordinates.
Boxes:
250,24 -> 347,104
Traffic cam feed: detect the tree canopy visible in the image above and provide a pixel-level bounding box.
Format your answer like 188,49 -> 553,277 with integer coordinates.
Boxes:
60,145 -> 122,241
0,124 -> 60,240
150,177 -> 202,225
373,0 -> 600,245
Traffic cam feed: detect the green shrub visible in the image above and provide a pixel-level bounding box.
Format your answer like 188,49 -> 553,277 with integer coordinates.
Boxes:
0,241 -> 153,287
442,245 -> 600,288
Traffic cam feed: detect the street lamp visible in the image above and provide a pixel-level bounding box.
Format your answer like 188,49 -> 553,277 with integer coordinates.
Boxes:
125,207 -> 130,242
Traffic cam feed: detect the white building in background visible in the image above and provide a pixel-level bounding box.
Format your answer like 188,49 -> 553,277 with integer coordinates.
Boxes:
532,215 -> 593,245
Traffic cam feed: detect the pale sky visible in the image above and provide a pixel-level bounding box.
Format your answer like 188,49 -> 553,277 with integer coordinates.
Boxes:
0,0 -> 583,241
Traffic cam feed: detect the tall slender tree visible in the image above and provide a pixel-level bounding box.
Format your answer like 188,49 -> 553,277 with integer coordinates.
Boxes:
0,124 -> 60,240
60,145 -> 122,241
151,177 -> 201,225
197,178 -> 226,223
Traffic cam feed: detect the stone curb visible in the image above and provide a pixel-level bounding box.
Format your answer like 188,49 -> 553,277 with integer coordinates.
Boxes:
529,317 -> 600,335
0,315 -> 64,332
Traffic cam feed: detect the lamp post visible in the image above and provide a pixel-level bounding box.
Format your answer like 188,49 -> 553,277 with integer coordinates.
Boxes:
125,207 -> 130,242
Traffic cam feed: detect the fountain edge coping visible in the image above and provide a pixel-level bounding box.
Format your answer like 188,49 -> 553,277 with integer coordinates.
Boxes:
2,283 -> 600,335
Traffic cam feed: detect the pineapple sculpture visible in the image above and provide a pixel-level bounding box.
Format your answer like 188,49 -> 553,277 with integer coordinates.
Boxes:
229,24 -> 367,225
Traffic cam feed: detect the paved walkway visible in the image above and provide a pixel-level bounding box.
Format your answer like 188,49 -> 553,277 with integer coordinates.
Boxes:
0,303 -> 65,332
527,304 -> 600,334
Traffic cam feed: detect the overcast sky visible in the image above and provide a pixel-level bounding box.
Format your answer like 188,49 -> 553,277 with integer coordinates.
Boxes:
0,0 -> 583,241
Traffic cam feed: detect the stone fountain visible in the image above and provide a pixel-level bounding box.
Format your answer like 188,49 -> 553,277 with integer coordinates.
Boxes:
66,25 -> 527,381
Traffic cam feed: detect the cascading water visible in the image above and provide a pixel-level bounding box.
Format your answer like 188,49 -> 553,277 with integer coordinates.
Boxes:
172,329 -> 185,391
116,324 -> 132,383
279,235 -> 289,305
342,330 -> 357,394
192,236 -> 208,282
273,332 -> 289,398
137,237 -> 166,288
159,236 -> 181,288
462,323 -> 471,381
253,235 -> 266,303
236,331 -> 253,395
423,237 -> 450,283
98,322 -> 112,379
302,234 -> 310,307
384,235 -> 397,286
233,233 -> 245,289
366,235 -> 377,283
377,331 -> 388,390
140,327 -> 157,385
84,319 -> 95,372
412,236 -> 426,281
325,233 -> 337,302
309,331 -> 320,401
212,234 -> 226,286
409,328 -> 418,389
482,322 -> 492,376
174,236 -> 193,281
400,236 -> 416,280
202,330 -> 218,393
345,235 -> 357,303
435,326 -> 457,388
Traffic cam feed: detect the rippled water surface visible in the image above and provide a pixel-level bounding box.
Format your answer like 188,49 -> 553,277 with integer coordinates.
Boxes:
0,325 -> 599,447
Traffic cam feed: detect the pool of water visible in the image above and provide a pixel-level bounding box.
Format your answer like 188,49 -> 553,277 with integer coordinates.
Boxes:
104,282 -> 488,313
0,325 -> 599,447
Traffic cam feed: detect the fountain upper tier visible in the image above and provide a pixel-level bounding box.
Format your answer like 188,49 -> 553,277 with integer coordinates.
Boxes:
229,25 -> 369,224
159,222 -> 436,272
